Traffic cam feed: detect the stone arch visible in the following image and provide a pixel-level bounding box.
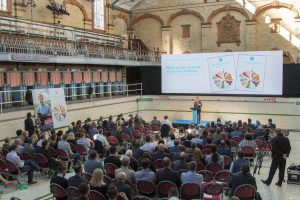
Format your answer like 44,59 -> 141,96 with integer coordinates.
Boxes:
253,1 -> 300,20
64,0 -> 90,21
207,5 -> 250,23
130,13 -> 164,28
272,47 -> 295,64
113,13 -> 128,25
167,9 -> 204,26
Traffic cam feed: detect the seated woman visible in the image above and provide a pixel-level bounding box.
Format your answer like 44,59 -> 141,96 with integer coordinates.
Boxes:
192,148 -> 206,165
89,168 -> 108,198
205,144 -> 224,169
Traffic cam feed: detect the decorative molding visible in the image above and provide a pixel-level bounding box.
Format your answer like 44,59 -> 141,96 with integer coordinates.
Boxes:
64,0 -> 91,21
217,13 -> 241,47
166,9 -> 204,26
130,13 -> 164,28
207,5 -> 250,23
252,1 -> 300,20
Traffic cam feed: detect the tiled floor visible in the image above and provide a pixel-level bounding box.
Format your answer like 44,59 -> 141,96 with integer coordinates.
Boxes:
1,132 -> 300,200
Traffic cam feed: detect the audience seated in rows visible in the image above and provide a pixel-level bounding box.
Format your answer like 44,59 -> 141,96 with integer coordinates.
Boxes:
134,158 -> 156,183
156,157 -> 180,187
89,168 -> 108,198
181,161 -> 203,187
67,164 -> 87,188
84,150 -> 104,175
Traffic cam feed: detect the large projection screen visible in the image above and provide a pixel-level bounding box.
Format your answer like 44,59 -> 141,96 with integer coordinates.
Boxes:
162,51 -> 283,95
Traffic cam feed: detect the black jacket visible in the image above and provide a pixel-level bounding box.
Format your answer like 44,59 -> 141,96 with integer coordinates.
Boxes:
24,118 -> 35,136
228,172 -> 257,198
156,168 -> 180,187
271,134 -> 291,159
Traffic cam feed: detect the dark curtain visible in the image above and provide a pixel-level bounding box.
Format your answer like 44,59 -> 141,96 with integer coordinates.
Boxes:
141,66 -> 161,95
283,64 -> 300,97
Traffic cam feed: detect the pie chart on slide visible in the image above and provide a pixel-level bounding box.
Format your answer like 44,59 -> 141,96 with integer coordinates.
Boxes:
53,105 -> 67,121
213,71 -> 233,89
239,70 -> 260,89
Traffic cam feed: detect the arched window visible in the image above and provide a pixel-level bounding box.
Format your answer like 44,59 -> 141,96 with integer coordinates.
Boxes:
0,0 -> 7,11
94,0 -> 105,30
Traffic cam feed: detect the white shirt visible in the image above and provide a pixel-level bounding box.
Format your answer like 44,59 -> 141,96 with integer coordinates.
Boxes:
6,151 -> 24,168
37,139 -> 44,147
161,119 -> 173,128
94,134 -> 109,146
142,142 -> 155,153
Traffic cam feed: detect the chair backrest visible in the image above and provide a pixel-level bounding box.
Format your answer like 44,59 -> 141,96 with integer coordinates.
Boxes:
48,146 -> 57,158
83,172 -> 92,182
133,130 -> 142,139
69,142 -> 77,152
203,182 -> 223,196
130,157 -> 138,171
242,146 -> 255,156
1,149 -> 9,157
121,133 -> 130,141
231,136 -> 242,144
105,163 -> 118,178
207,163 -> 222,174
0,158 -> 8,170
133,195 -> 151,200
89,190 -> 107,200
67,186 -> 80,199
233,184 -> 256,200
22,152 -> 33,161
198,170 -> 214,182
76,144 -> 88,155
50,183 -> 68,199
6,160 -> 20,174
202,148 -> 212,155
136,180 -> 156,198
160,124 -> 170,138
180,183 -> 201,200
151,125 -> 160,131
57,148 -> 69,161
196,162 -> 205,172
214,170 -> 232,183
107,136 -> 118,145
117,194 -> 128,200
229,140 -> 237,148
36,153 -> 49,165
103,175 -> 112,185
153,159 -> 164,170
157,181 -> 177,198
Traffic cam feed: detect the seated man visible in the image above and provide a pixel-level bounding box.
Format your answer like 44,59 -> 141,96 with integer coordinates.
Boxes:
14,138 -> 24,155
217,140 -> 231,157
93,129 -> 110,150
77,132 -> 91,153
84,151 -> 104,175
156,157 -> 180,187
205,144 -> 224,169
57,134 -> 81,164
171,145 -> 186,161
107,184 -> 128,200
141,135 -> 155,153
181,161 -> 204,187
36,140 -> 59,171
74,182 -> 90,200
104,146 -> 121,168
228,163 -> 262,200
115,156 -> 135,184
67,164 -> 87,188
151,116 -> 161,126
6,144 -> 39,184
230,150 -> 248,174
113,172 -> 133,200
50,164 -> 68,200
168,140 -> 180,153
132,140 -> 144,160
23,137 -> 36,160
172,152 -> 189,171
134,158 -> 157,183
153,144 -> 168,160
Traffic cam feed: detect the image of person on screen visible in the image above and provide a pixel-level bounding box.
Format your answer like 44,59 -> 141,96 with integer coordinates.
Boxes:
37,93 -> 52,118
194,97 -> 202,123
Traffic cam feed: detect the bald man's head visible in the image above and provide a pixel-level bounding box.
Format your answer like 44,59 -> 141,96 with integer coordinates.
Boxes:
116,172 -> 126,182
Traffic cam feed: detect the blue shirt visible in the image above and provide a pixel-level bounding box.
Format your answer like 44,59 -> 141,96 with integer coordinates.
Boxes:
181,171 -> 203,187
37,104 -> 51,116
230,158 -> 248,174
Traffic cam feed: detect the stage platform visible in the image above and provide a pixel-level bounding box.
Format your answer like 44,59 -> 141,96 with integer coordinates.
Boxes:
173,120 -> 210,126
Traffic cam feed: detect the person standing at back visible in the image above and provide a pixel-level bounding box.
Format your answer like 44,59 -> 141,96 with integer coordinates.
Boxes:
24,112 -> 35,137
262,129 -> 291,187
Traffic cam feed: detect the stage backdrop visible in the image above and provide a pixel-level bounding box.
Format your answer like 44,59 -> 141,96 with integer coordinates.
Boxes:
162,51 -> 283,95
32,88 -> 69,129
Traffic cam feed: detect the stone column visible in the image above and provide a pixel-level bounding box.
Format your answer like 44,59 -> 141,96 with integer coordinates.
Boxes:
295,17 -> 300,36
245,20 -> 257,51
201,23 -> 212,52
161,26 -> 171,54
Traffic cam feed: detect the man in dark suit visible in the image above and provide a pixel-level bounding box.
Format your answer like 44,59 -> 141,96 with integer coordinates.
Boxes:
113,172 -> 133,200
229,163 -> 261,200
36,140 -> 59,171
169,140 -> 180,153
104,146 -> 121,168
24,112 -> 35,136
50,164 -> 68,200
217,140 -> 231,157
172,152 -> 188,171
156,157 -> 180,187
132,140 -> 144,160
153,144 -> 168,160
262,129 -> 291,187
67,164 -> 87,188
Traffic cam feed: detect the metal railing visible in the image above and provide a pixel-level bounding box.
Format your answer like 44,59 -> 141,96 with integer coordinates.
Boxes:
0,83 -> 143,114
